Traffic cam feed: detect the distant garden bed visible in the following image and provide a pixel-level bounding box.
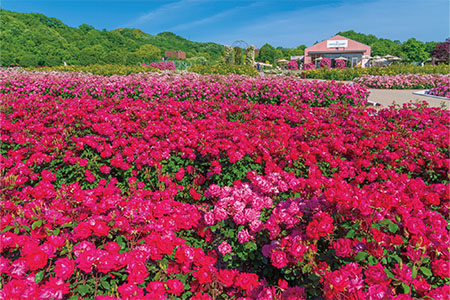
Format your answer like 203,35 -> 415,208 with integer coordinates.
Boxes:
353,74 -> 450,89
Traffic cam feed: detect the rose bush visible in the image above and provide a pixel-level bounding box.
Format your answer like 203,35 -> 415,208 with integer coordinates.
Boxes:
0,69 -> 449,299
354,74 -> 450,89
427,76 -> 450,98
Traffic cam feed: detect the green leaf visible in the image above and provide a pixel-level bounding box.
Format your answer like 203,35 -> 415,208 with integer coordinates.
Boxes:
35,270 -> 44,283
2,226 -> 14,232
32,219 -> 43,230
385,268 -> 395,279
388,221 -> 399,234
368,255 -> 378,265
412,265 -> 418,279
76,284 -> 90,296
402,283 -> 410,294
354,251 -> 368,262
420,266 -> 432,278
100,279 -> 111,290
421,256 -> 430,263
345,229 -> 355,238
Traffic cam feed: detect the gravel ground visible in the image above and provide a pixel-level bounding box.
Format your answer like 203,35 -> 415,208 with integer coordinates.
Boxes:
367,89 -> 449,110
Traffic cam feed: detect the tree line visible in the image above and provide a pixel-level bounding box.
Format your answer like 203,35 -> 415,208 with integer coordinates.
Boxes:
1,10 -> 447,67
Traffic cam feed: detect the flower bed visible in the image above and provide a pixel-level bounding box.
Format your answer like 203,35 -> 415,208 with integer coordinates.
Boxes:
427,77 -> 450,98
0,70 -> 449,300
353,74 -> 450,89
305,64 -> 450,81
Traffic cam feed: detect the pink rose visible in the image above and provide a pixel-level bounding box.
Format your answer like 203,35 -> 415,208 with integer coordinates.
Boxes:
218,241 -> 232,255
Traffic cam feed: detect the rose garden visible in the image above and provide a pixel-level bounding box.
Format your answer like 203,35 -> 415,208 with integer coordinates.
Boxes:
0,69 -> 449,299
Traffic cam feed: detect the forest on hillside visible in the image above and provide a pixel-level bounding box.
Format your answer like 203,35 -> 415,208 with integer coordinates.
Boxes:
0,10 -> 444,67
0,10 -> 225,66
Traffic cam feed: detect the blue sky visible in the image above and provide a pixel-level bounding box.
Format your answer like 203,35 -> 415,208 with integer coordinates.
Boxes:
2,0 -> 449,47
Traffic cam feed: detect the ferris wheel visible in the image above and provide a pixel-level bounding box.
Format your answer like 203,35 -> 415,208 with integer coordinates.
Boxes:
231,40 -> 249,49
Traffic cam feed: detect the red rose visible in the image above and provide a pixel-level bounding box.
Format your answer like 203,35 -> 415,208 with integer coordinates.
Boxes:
190,188 -> 202,201
365,263 -> 391,287
433,259 -> 449,279
166,279 -> 185,296
271,249 -> 288,269
127,261 -> 149,284
54,258 -> 75,280
73,222 -> 92,240
25,248 -> 48,271
217,269 -> 235,287
327,270 -> 349,292
236,272 -> 259,291
76,249 -> 97,273
193,267 -> 212,284
91,220 -> 110,237
333,238 -> 353,257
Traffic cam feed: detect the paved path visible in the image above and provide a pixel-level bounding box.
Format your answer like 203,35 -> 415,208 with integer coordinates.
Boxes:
367,89 -> 449,109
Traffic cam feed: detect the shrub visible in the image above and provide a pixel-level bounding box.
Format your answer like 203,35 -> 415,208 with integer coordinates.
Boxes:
354,74 -> 450,89
188,63 -> 259,76
305,64 -> 450,80
319,57 -> 331,69
335,59 -> 346,69
287,60 -> 299,70
25,64 -> 159,76
304,62 -> 315,70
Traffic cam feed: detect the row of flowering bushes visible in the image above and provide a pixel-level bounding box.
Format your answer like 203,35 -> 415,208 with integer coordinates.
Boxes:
353,74 -> 450,89
427,76 -> 450,98
187,64 -> 259,76
304,64 -> 450,81
1,70 -> 449,300
143,61 -> 176,71
24,64 -> 160,76
0,69 -> 368,107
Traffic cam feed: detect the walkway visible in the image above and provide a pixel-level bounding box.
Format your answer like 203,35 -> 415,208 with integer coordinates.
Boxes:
367,89 -> 449,109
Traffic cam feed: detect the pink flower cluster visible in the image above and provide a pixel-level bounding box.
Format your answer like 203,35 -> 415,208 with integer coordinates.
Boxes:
0,69 -> 448,299
287,60 -> 299,70
334,59 -> 346,69
427,76 -> 450,98
145,61 -> 176,70
319,57 -> 331,69
354,74 -> 450,89
303,62 -> 315,70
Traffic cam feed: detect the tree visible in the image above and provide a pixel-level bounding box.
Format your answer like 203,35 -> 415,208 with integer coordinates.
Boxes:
78,45 -> 104,65
103,51 -> 125,64
401,38 -> 429,62
124,52 -> 139,65
136,44 -> 161,63
19,54 -> 38,67
258,43 -> 277,64
431,39 -> 450,64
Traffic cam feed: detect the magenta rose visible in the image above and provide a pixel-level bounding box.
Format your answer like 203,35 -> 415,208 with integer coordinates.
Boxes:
54,258 -> 75,280
270,249 -> 288,269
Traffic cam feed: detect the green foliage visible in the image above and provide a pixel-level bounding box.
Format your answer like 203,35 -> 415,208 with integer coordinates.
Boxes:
337,30 -> 439,60
18,54 -> 38,67
188,63 -> 259,76
258,43 -> 277,65
25,64 -> 159,76
136,44 -> 162,63
401,38 -> 429,62
0,9 -> 224,67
